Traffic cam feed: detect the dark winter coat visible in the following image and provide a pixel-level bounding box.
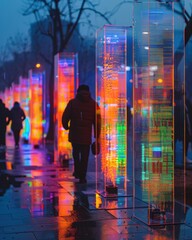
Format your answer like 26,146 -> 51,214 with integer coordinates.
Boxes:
0,103 -> 10,130
62,90 -> 101,145
10,105 -> 26,131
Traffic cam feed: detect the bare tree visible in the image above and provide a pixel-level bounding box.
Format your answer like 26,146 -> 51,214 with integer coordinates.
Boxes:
159,1 -> 191,39
0,33 -> 31,91
7,33 -> 31,79
23,0 -> 113,140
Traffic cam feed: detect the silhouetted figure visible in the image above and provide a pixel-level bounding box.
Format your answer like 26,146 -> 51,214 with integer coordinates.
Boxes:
62,85 -> 101,184
9,101 -> 26,148
0,99 -> 10,149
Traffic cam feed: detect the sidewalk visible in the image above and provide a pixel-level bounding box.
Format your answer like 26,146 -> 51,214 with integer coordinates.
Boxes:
0,137 -> 192,240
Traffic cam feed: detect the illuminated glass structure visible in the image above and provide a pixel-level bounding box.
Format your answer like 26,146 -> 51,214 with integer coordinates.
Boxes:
133,0 -> 185,225
54,52 -> 78,162
96,25 -> 128,198
12,83 -> 20,103
29,70 -> 44,147
19,77 -> 30,141
4,87 -> 13,110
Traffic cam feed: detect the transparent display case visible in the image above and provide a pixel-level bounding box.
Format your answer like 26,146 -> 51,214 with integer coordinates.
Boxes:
96,25 -> 129,200
133,0 -> 185,225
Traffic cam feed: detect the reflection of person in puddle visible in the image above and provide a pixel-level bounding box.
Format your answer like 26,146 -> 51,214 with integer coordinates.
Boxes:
73,191 -> 90,210
0,150 -> 23,196
0,151 -> 10,196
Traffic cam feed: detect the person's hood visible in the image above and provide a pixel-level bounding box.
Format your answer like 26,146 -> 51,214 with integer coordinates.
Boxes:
76,90 -> 91,102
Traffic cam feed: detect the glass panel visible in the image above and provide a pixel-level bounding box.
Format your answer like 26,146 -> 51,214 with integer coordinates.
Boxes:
96,25 -> 129,200
133,0 -> 185,225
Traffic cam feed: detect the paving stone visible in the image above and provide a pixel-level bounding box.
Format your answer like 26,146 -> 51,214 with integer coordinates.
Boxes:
0,137 -> 191,239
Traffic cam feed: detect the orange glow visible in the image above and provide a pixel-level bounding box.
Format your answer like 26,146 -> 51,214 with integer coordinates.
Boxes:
12,83 -> 20,103
157,78 -> 163,83
6,161 -> 12,170
36,63 -> 41,68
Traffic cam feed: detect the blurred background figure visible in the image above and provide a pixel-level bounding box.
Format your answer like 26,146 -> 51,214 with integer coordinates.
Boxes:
0,99 -> 10,150
9,101 -> 26,148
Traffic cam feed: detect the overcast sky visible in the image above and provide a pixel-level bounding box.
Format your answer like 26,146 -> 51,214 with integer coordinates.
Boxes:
0,0 -> 189,50
0,0 -> 35,48
0,0 -> 133,49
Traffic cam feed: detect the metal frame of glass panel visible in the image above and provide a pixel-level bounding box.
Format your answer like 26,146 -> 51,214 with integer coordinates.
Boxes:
96,25 -> 130,202
54,52 -> 79,163
133,0 -> 185,226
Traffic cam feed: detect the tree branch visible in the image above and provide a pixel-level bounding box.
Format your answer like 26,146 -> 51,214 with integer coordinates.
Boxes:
61,0 -> 86,50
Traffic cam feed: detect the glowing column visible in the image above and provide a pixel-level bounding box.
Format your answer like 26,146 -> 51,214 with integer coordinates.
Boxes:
4,87 -> 13,110
29,70 -> 44,147
19,76 -> 30,142
133,0 -> 184,225
12,83 -> 20,103
96,25 -> 128,197
54,52 -> 78,162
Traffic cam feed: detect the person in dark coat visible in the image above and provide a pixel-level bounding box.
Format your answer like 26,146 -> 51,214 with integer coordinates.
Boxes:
0,99 -> 10,149
62,84 -> 101,183
9,101 -> 26,148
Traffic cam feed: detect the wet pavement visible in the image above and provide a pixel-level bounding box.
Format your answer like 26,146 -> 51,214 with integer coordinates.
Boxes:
0,136 -> 192,240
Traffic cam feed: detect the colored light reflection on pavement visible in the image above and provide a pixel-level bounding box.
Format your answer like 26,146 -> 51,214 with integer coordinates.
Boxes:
0,136 -> 192,239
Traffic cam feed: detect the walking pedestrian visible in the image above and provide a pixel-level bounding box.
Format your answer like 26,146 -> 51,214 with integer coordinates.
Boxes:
0,99 -> 10,149
62,84 -> 101,183
9,101 -> 26,148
